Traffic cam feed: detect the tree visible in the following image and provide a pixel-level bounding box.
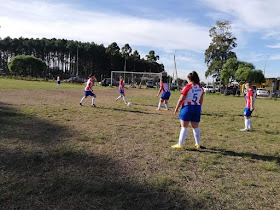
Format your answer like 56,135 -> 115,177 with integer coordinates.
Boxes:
106,42 -> 120,56
146,50 -> 159,62
235,66 -> 252,83
8,55 -> 45,77
205,21 -> 237,81
235,61 -> 265,84
249,70 -> 265,84
220,58 -> 238,84
132,50 -> 140,71
121,44 -> 132,57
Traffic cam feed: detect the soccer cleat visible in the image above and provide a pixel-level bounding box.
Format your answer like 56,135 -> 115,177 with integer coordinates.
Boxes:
171,144 -> 183,150
156,108 -> 160,111
79,103 -> 82,106
91,104 -> 97,108
195,144 -> 200,150
240,128 -> 249,132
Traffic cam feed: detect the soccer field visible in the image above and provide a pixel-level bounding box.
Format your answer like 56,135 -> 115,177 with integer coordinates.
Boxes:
0,78 -> 279,209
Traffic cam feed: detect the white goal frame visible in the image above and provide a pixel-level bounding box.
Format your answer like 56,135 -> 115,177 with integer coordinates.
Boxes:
110,71 -> 163,86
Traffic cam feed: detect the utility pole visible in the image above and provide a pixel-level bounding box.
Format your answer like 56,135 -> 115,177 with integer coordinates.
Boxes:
263,54 -> 269,78
76,47 -> 79,76
124,56 -> 126,83
174,50 -> 178,85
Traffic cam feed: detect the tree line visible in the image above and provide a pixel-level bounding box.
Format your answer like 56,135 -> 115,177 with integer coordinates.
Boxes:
0,37 -> 164,80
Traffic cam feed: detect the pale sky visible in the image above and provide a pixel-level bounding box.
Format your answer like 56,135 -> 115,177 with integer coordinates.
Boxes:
1,0 -> 280,81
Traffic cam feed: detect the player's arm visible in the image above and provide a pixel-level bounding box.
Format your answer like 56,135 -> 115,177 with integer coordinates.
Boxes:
250,95 -> 253,111
174,94 -> 186,114
199,93 -> 204,106
156,87 -> 163,97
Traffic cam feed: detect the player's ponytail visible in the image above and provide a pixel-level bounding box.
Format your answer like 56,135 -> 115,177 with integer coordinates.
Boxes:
188,71 -> 200,84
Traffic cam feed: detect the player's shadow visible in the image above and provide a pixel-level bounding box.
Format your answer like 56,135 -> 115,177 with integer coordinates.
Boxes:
201,112 -> 264,118
100,106 -> 161,115
0,102 -> 206,209
186,147 -> 280,164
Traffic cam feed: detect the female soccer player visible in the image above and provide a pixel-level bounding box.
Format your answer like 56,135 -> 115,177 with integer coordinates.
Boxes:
115,76 -> 127,104
240,82 -> 255,131
57,75 -> 60,87
172,71 -> 204,150
156,76 -> 171,110
79,74 -> 96,107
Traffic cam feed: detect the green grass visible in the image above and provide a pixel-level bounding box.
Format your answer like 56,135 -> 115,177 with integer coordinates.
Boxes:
0,78 -> 279,209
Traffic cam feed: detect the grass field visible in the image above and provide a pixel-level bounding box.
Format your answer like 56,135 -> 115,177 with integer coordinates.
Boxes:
0,78 -> 279,209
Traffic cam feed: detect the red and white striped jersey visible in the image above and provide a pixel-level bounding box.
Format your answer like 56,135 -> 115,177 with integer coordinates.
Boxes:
160,82 -> 169,93
245,89 -> 255,108
119,80 -> 125,90
181,83 -> 204,106
85,78 -> 94,91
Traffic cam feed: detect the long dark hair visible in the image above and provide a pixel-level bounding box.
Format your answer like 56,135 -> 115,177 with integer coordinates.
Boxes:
162,76 -> 168,83
187,71 -> 200,84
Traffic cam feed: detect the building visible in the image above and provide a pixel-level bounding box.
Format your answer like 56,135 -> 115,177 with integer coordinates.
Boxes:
241,77 -> 280,94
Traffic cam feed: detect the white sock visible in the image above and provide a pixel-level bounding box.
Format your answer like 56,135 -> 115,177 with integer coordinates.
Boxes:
178,127 -> 188,146
245,119 -> 249,129
165,103 -> 169,109
158,102 -> 162,109
92,97 -> 95,105
80,96 -> 86,104
116,95 -> 122,100
193,128 -> 200,146
123,96 -> 127,104
248,119 -> 251,129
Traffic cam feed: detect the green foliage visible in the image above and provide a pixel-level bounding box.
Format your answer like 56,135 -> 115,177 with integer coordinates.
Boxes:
235,67 -> 252,82
8,55 -> 45,77
0,37 -> 165,80
205,21 -> 237,79
146,50 -> 159,62
235,61 -> 265,83
221,58 -> 238,84
121,44 -> 132,57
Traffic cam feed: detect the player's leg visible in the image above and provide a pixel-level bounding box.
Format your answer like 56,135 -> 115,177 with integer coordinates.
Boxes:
91,93 -> 96,107
164,92 -> 170,110
156,99 -> 164,110
164,100 -> 169,110
240,108 -> 251,131
80,92 -> 88,106
172,106 -> 191,149
122,93 -> 127,104
115,95 -> 122,101
248,116 -> 251,129
191,122 -> 200,149
191,106 -> 201,149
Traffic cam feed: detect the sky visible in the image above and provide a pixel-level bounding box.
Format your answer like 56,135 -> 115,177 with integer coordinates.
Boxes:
0,0 -> 280,81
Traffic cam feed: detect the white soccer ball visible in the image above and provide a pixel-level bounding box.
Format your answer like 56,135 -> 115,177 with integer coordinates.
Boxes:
127,102 -> 132,107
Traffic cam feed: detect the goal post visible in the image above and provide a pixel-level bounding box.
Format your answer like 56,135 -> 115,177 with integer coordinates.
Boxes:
111,71 -> 164,87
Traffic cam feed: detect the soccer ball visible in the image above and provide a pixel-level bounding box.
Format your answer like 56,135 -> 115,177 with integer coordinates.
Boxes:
127,102 -> 132,107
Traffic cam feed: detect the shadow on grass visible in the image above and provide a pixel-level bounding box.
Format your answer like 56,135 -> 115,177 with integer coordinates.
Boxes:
186,147 -> 280,164
100,106 -> 161,115
0,103 -> 207,209
201,112 -> 264,118
0,102 -> 72,146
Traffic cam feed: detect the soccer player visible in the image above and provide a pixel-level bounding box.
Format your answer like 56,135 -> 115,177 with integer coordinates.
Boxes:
240,82 -> 255,131
156,76 -> 171,110
57,76 -> 60,87
172,71 -> 204,150
79,74 -> 96,107
115,76 -> 127,104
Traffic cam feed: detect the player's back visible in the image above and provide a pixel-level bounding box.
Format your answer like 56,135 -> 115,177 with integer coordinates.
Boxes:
161,82 -> 169,93
182,83 -> 204,106
85,78 -> 93,91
